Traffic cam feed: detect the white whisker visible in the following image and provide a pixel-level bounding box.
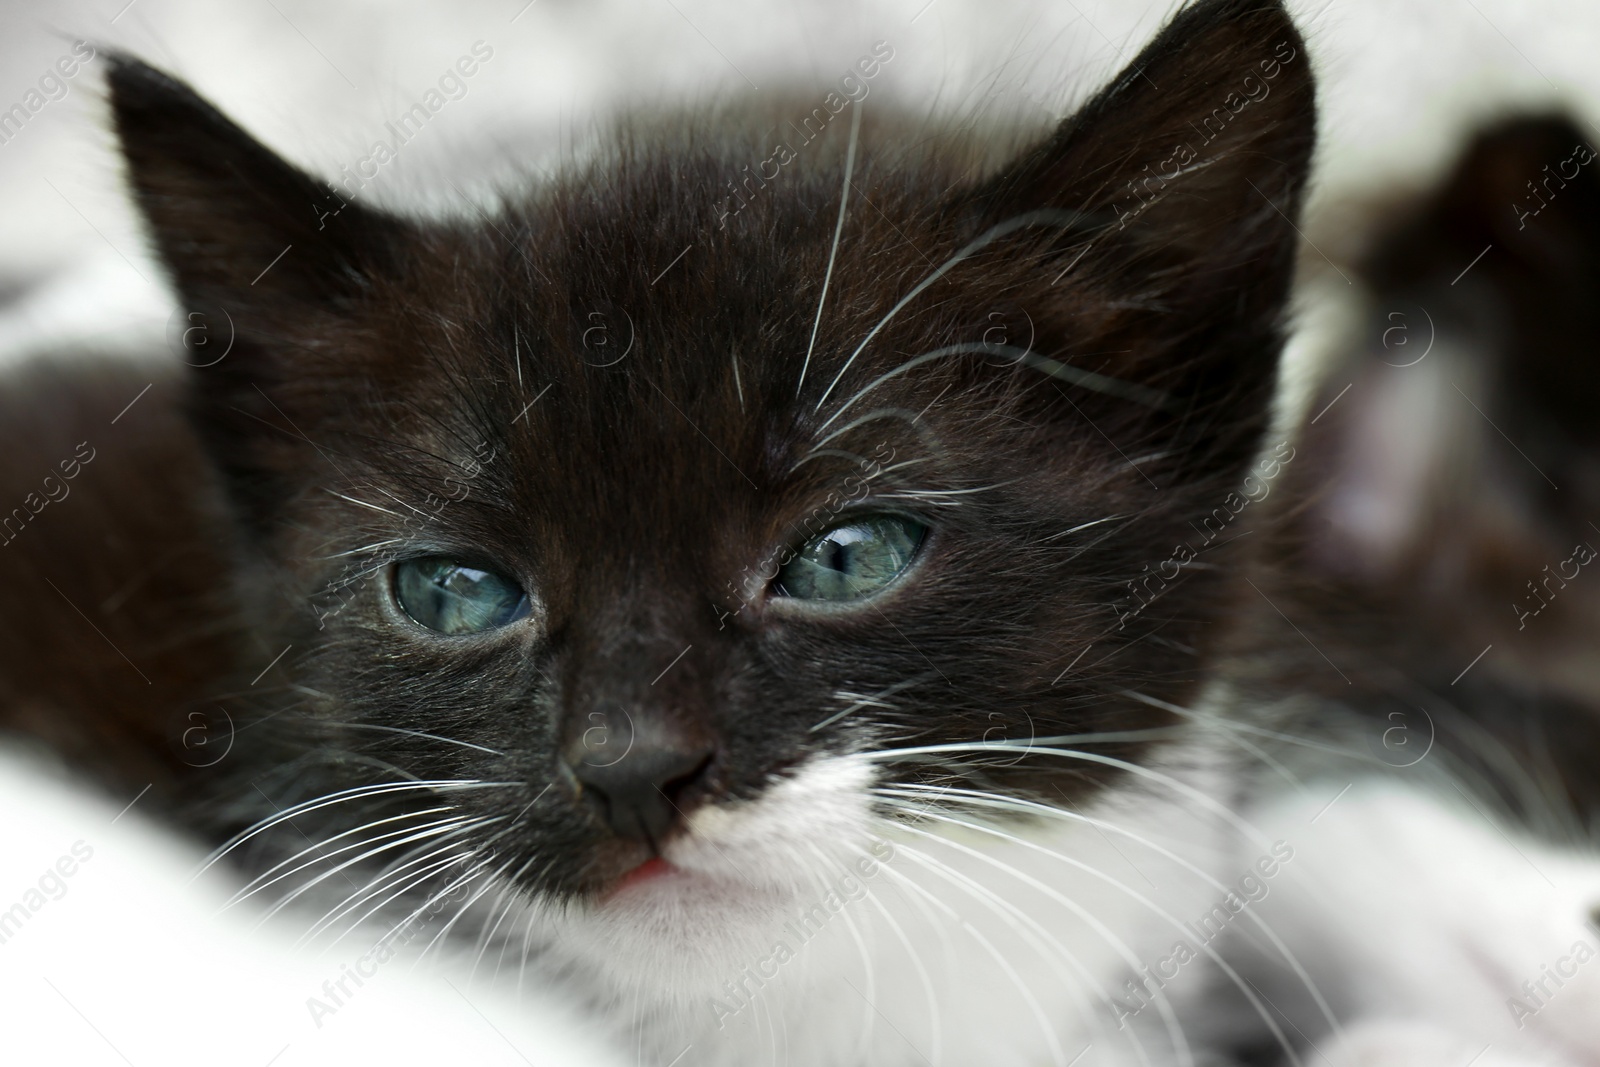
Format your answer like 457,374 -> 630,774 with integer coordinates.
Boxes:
878,841 -> 1088,1066
321,539 -> 405,561
1033,514 -> 1126,545
819,341 -> 1167,437
796,100 -> 863,398
336,722 -> 507,757
884,799 -> 1313,1067
227,807 -> 459,909
196,779 -> 513,877
840,841 -> 945,1067
812,674 -> 933,732
321,488 -> 400,516
309,843 -> 485,950
880,783 -> 1341,1041
892,819 -> 1190,1067
814,209 -> 1108,413
254,817 -> 491,928
863,741 -> 1276,851
376,851 -> 500,957
416,853 -> 520,963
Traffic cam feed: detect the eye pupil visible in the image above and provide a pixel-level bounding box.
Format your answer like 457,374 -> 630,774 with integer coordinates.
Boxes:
819,539 -> 850,572
395,558 -> 529,635
775,516 -> 925,603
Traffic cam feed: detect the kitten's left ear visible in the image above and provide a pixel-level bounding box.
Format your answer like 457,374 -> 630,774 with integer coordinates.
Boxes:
958,0 -> 1316,462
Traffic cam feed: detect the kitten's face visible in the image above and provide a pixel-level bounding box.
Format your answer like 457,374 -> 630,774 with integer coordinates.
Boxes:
111,0 -> 1314,925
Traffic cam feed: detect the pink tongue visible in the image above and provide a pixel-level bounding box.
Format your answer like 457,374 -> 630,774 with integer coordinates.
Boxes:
616,857 -> 673,892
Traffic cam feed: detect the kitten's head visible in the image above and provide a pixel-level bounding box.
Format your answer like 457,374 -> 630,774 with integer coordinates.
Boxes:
1290,113 -> 1600,702
110,0 -> 1313,955
1263,112 -> 1600,825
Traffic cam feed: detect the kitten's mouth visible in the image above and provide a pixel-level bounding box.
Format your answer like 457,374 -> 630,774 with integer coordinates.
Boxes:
609,856 -> 675,897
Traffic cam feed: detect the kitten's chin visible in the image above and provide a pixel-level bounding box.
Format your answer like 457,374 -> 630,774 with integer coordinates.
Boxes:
546,838 -> 817,1005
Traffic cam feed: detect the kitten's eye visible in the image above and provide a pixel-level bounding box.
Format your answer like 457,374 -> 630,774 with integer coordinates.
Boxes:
393,558 -> 531,635
775,515 -> 927,602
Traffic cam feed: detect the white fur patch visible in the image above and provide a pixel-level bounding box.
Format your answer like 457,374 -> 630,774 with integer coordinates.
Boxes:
507,737 -> 1240,1067
1243,780 -> 1600,1067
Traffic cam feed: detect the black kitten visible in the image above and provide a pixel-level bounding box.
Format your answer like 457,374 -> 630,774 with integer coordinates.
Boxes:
1,1 -> 1319,1063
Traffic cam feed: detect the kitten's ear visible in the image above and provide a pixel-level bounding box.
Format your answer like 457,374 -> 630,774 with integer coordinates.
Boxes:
1301,113 -> 1600,583
107,55 -> 406,314
957,0 -> 1315,459
1362,114 -> 1600,459
108,56 -> 417,534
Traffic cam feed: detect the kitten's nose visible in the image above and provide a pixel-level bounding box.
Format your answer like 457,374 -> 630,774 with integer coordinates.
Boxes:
569,743 -> 713,844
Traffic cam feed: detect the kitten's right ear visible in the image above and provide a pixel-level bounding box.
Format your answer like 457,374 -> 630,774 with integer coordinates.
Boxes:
107,54 -> 406,315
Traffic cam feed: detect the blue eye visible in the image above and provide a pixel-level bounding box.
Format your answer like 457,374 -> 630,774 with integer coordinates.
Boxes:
775,516 -> 927,602
394,558 -> 530,635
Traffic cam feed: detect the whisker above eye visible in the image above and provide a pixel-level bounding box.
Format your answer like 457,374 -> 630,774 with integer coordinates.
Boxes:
812,208 -> 1106,414
818,342 -> 1170,440
320,487 -> 402,517
370,484 -> 434,519
804,405 -> 951,457
796,100 -> 862,400
878,480 -> 1020,497
872,478 -> 1023,509
318,538 -> 405,561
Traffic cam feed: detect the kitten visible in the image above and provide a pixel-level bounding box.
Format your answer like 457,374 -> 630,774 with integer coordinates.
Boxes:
1,0 -> 1351,1063
1206,112 -> 1600,1065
